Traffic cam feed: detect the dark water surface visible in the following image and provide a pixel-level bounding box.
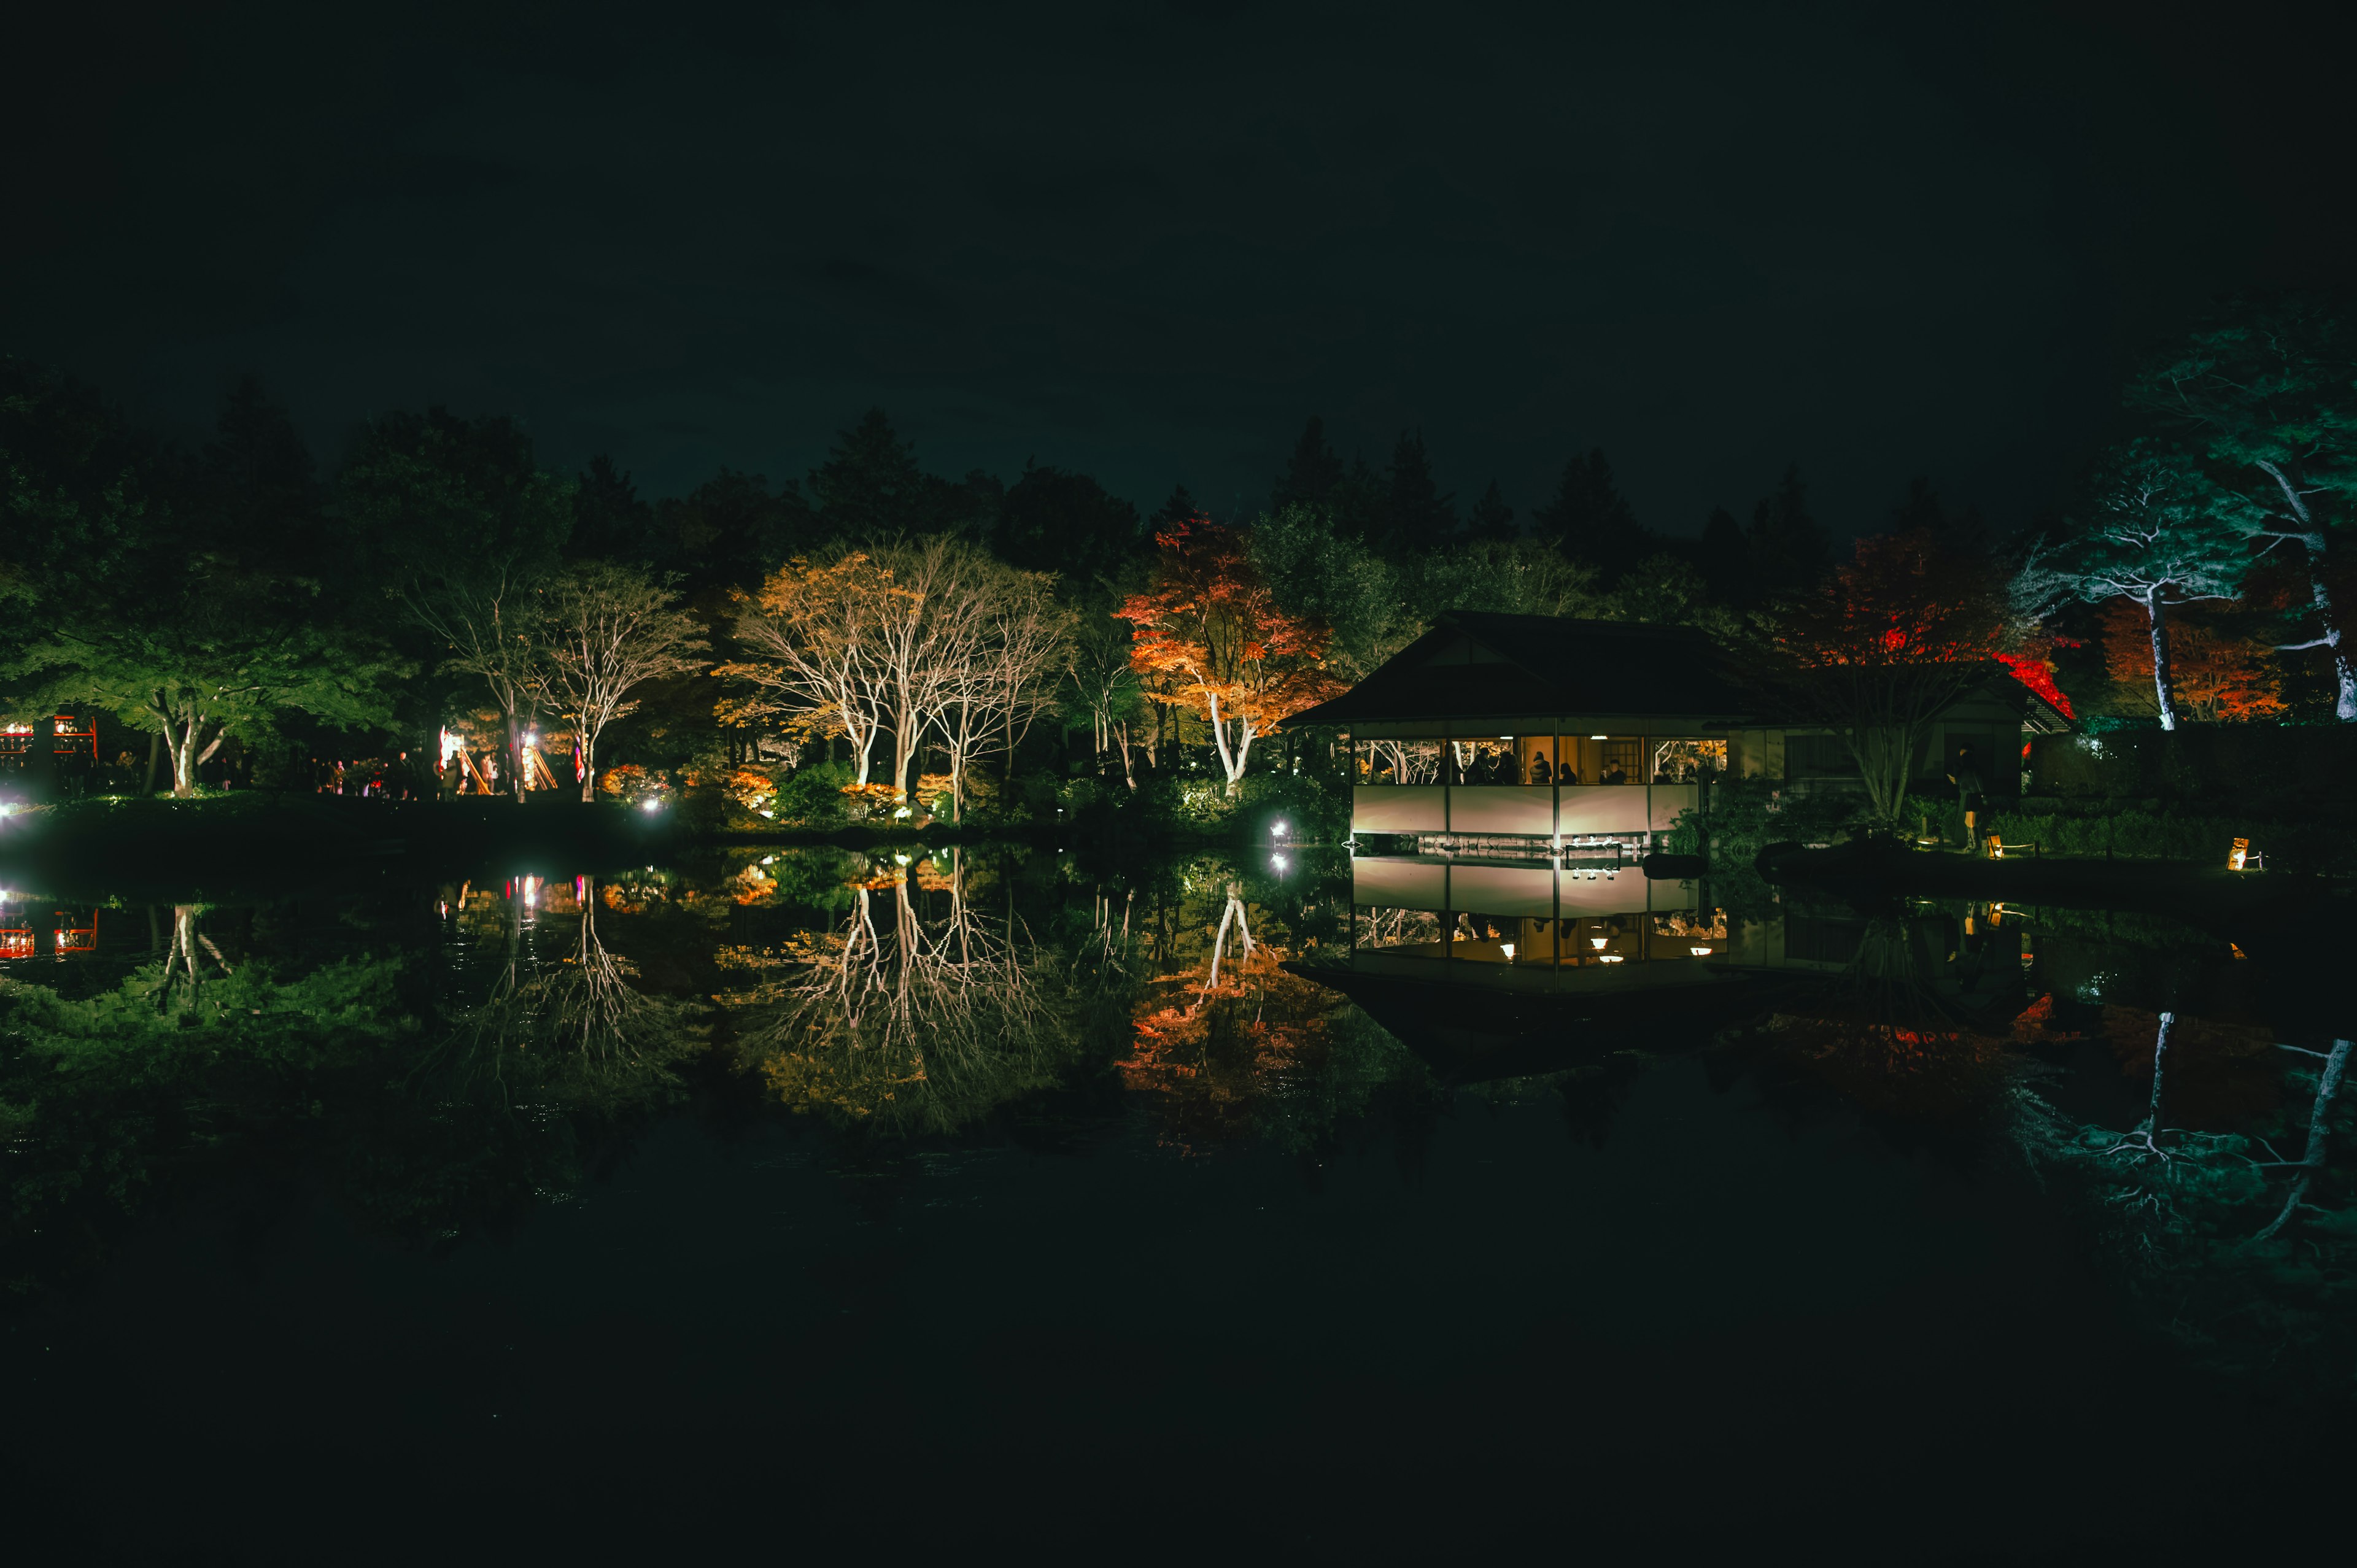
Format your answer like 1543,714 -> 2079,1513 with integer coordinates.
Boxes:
2,846 -> 2349,1559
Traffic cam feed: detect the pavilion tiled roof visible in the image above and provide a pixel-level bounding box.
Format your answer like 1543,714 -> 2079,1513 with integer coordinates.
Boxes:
1280,612 -> 1751,727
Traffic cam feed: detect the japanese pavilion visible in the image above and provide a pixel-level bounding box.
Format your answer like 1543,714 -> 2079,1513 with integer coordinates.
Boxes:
1280,611 -> 2072,994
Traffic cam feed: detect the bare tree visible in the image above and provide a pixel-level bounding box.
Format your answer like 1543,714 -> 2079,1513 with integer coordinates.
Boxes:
535,562 -> 710,800
403,564 -> 542,799
721,551 -> 895,785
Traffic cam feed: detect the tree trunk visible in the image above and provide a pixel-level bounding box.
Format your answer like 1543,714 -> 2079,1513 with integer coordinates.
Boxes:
2145,593 -> 2179,732
2255,1038 -> 2349,1242
2255,462 -> 2357,720
581,731 -> 599,803
144,731 -> 162,796
2143,1010 -> 2176,1137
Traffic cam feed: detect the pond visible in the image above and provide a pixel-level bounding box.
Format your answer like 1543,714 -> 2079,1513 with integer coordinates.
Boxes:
1,844 -> 2351,1556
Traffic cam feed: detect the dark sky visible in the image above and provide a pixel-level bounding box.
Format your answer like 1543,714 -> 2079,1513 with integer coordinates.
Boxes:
8,0 -> 2353,538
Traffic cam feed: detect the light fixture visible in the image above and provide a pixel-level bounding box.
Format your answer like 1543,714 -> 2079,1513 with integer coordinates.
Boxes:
641,798 -> 660,813
1597,954 -> 1624,964
1500,942 -> 1516,961
1590,734 -> 1606,740
1272,820 -> 1288,838
1271,852 -> 1289,871
1590,937 -> 1607,949
1690,945 -> 1713,957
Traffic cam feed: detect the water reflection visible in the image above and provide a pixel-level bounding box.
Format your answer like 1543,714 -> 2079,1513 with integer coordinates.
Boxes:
1,845 -> 2352,1395
436,874 -> 705,1111
730,851 -> 1092,1133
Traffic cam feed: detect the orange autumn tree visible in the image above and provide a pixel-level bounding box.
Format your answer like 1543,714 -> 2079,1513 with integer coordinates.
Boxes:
1113,516 -> 1342,795
2096,599 -> 2286,722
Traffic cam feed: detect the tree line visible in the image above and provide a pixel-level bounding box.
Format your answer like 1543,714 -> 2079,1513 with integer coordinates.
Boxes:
5,290 -> 2351,815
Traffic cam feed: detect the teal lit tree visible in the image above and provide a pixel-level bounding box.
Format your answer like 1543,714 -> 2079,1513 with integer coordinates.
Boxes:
2014,441 -> 2256,730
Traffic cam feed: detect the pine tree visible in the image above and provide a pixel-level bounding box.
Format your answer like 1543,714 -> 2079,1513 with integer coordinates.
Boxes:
1271,415 -> 1344,513
1747,463 -> 1830,597
809,408 -> 929,538
1533,448 -> 1647,580
1466,479 -> 1514,541
1377,428 -> 1457,554
2014,441 -> 2254,730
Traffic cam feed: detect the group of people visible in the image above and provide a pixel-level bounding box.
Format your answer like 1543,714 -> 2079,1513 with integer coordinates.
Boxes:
1449,751 -> 1617,786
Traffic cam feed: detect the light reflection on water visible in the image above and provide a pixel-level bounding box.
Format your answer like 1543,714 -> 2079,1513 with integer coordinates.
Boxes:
0,844 -> 2351,1400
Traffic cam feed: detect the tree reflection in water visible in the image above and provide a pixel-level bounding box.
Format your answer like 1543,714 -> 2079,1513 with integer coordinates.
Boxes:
1753,905 -> 2029,1123
737,852 -> 1089,1134
1123,867 -> 1412,1154
436,875 -> 705,1112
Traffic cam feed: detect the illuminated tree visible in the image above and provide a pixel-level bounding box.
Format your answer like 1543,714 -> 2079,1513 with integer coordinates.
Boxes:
721,550 -> 894,783
2014,442 -> 2253,730
2132,297 -> 2357,719
743,855 -> 1083,1134
2096,601 -> 2285,723
1115,517 -> 1343,794
25,553 -> 407,795
727,539 -> 1067,805
533,562 -> 710,800
1754,525 -> 2010,825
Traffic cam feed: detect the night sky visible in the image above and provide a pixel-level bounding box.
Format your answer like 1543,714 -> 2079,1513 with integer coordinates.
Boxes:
9,0 -> 2353,538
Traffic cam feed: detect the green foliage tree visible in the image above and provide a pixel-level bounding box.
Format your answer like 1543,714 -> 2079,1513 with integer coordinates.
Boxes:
2014,442 -> 2256,730
8,368 -> 404,794
2131,296 -> 2357,719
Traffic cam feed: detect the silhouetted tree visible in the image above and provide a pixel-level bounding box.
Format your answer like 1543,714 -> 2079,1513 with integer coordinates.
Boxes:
1271,415 -> 1344,514
1466,479 -> 1515,541
1533,447 -> 1649,581
656,468 -> 810,590
1376,428 -> 1456,554
809,407 -> 932,538
1697,504 -> 1748,600
1747,463 -> 1830,598
993,459 -> 1144,589
570,455 -> 658,564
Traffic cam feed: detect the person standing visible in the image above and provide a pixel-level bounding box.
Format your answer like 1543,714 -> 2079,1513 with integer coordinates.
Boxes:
1949,746 -> 1986,852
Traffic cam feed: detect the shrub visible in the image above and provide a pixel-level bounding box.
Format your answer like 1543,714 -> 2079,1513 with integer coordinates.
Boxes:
768,760 -> 854,825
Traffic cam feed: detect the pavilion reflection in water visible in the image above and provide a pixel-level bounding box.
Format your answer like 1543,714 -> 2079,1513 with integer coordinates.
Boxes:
1347,851 -> 1865,997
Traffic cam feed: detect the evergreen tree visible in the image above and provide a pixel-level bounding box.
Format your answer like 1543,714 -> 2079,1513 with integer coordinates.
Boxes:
1466,479 -> 1515,541
1150,483 -> 1198,532
1533,447 -> 1649,581
1697,504 -> 1748,600
2131,295 -> 2357,719
809,407 -> 930,538
657,469 -> 810,590
2014,441 -> 2256,731
1270,415 -> 1344,513
993,459 -> 1145,591
570,455 -> 657,565
1376,428 -> 1456,554
1746,463 -> 1830,598
190,375 -> 322,568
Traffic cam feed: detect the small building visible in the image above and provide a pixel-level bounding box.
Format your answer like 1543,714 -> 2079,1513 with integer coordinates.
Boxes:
1283,611 -> 2071,862
1280,611 -> 2071,994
